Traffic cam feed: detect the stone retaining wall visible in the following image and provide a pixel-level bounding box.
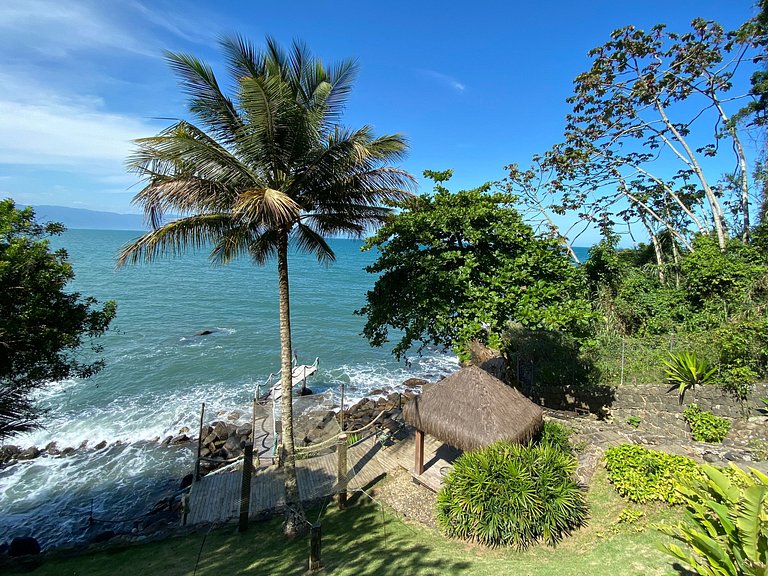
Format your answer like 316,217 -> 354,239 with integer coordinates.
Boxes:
527,381 -> 768,418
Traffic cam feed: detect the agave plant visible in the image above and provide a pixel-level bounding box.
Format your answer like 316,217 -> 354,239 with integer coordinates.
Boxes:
664,351 -> 717,404
658,464 -> 768,576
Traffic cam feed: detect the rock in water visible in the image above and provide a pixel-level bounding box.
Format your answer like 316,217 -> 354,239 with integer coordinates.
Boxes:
180,473 -> 194,490
9,536 -> 40,556
402,378 -> 428,388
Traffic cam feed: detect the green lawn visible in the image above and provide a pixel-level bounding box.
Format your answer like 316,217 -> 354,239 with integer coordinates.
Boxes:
9,469 -> 686,576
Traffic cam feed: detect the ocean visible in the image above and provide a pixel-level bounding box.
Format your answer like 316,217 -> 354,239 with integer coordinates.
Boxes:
0,230 -> 589,550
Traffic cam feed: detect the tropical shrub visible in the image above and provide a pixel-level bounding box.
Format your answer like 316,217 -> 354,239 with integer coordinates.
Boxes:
716,319 -> 768,400
658,464 -> 768,576
604,444 -> 703,504
683,404 -> 731,444
664,351 -> 717,404
538,420 -> 573,454
436,440 -> 588,548
682,236 -> 768,306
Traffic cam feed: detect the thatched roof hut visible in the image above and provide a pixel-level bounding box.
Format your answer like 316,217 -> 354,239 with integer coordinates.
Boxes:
404,365 -> 543,458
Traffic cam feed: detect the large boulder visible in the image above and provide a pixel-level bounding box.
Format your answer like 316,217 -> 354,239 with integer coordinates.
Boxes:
9,536 -> 40,557
402,378 -> 427,388
212,421 -> 229,441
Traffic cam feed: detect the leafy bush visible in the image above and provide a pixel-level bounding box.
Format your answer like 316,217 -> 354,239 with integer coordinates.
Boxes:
436,441 -> 588,548
664,351 -> 717,404
538,420 -> 573,454
715,318 -> 768,400
604,444 -> 703,504
683,404 -> 731,443
682,236 -> 768,305
658,464 -> 768,576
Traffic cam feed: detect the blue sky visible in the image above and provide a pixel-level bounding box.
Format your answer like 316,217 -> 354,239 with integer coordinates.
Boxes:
0,0 -> 759,244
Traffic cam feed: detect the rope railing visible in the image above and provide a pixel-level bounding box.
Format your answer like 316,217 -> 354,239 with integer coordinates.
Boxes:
294,409 -> 388,454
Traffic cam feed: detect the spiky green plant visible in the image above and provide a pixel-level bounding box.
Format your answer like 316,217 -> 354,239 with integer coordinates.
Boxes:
538,420 -> 573,454
664,351 -> 717,404
436,440 -> 588,549
658,464 -> 768,575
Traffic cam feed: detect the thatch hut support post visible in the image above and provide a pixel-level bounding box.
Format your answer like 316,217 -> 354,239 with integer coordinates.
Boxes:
415,429 -> 425,475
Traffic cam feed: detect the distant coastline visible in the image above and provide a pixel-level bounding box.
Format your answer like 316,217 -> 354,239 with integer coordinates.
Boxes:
26,205 -> 148,231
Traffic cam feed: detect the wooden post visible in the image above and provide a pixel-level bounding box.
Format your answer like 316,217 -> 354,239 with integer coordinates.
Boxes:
252,396 -> 260,465
309,523 -> 322,571
339,381 -> 345,431
238,442 -> 253,532
180,494 -> 188,526
195,402 -> 206,481
415,429 -> 425,475
336,434 -> 348,510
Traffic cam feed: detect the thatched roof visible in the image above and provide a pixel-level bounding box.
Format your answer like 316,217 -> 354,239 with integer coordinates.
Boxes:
403,365 -> 543,452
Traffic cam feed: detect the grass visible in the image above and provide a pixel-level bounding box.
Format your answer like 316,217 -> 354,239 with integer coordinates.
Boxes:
8,468 -> 685,576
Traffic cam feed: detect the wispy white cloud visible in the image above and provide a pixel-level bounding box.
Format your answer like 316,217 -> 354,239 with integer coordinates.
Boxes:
0,73 -> 162,169
419,69 -> 466,93
0,0 -> 159,58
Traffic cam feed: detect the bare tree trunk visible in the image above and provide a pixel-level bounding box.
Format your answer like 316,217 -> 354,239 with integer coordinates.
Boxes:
655,101 -> 728,249
639,212 -> 666,284
710,96 -> 750,243
277,230 -> 307,537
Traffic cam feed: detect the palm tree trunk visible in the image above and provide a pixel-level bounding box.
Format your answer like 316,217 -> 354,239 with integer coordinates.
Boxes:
277,229 -> 307,537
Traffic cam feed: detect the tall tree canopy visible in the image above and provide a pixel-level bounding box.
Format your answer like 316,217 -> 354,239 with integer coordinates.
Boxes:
507,15 -> 767,271
0,200 -> 115,439
117,36 -> 413,535
358,171 -> 593,360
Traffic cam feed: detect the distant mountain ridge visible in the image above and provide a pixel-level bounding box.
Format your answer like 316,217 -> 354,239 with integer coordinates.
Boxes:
28,205 -> 148,231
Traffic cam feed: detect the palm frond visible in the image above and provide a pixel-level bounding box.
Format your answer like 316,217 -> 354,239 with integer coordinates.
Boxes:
164,51 -> 243,144
246,227 -> 280,265
116,214 -> 236,267
293,222 -> 336,264
220,34 -> 264,81
209,222 -> 265,265
233,187 -> 300,228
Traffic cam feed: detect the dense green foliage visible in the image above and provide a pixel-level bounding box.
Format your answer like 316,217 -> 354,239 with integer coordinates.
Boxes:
496,11 -> 768,398
0,200 -> 115,438
538,420 -> 574,454
683,404 -> 731,444
436,439 -> 588,549
584,236 -> 768,396
604,444 -> 703,504
658,464 -> 768,576
359,171 -> 593,360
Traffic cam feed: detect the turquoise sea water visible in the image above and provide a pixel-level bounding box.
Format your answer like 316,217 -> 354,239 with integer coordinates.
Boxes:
0,230 -> 459,550
0,230 -> 589,549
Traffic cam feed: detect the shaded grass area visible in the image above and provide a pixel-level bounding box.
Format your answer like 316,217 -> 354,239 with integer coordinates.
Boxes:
8,469 -> 684,576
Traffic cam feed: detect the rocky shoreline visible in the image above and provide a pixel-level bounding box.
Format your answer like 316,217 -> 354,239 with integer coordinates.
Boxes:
3,371 -> 765,559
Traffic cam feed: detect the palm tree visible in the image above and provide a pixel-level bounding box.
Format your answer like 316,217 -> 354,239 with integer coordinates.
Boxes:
116,36 -> 414,536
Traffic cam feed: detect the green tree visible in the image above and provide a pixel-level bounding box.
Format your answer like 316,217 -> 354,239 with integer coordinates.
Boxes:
507,16 -> 764,259
116,37 -> 413,536
0,200 -> 115,439
358,171 -> 593,360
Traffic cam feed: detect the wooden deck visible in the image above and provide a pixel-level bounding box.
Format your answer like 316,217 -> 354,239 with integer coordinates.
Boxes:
186,429 -> 454,525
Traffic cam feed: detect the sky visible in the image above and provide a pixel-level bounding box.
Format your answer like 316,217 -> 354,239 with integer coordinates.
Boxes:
0,0 -> 760,244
